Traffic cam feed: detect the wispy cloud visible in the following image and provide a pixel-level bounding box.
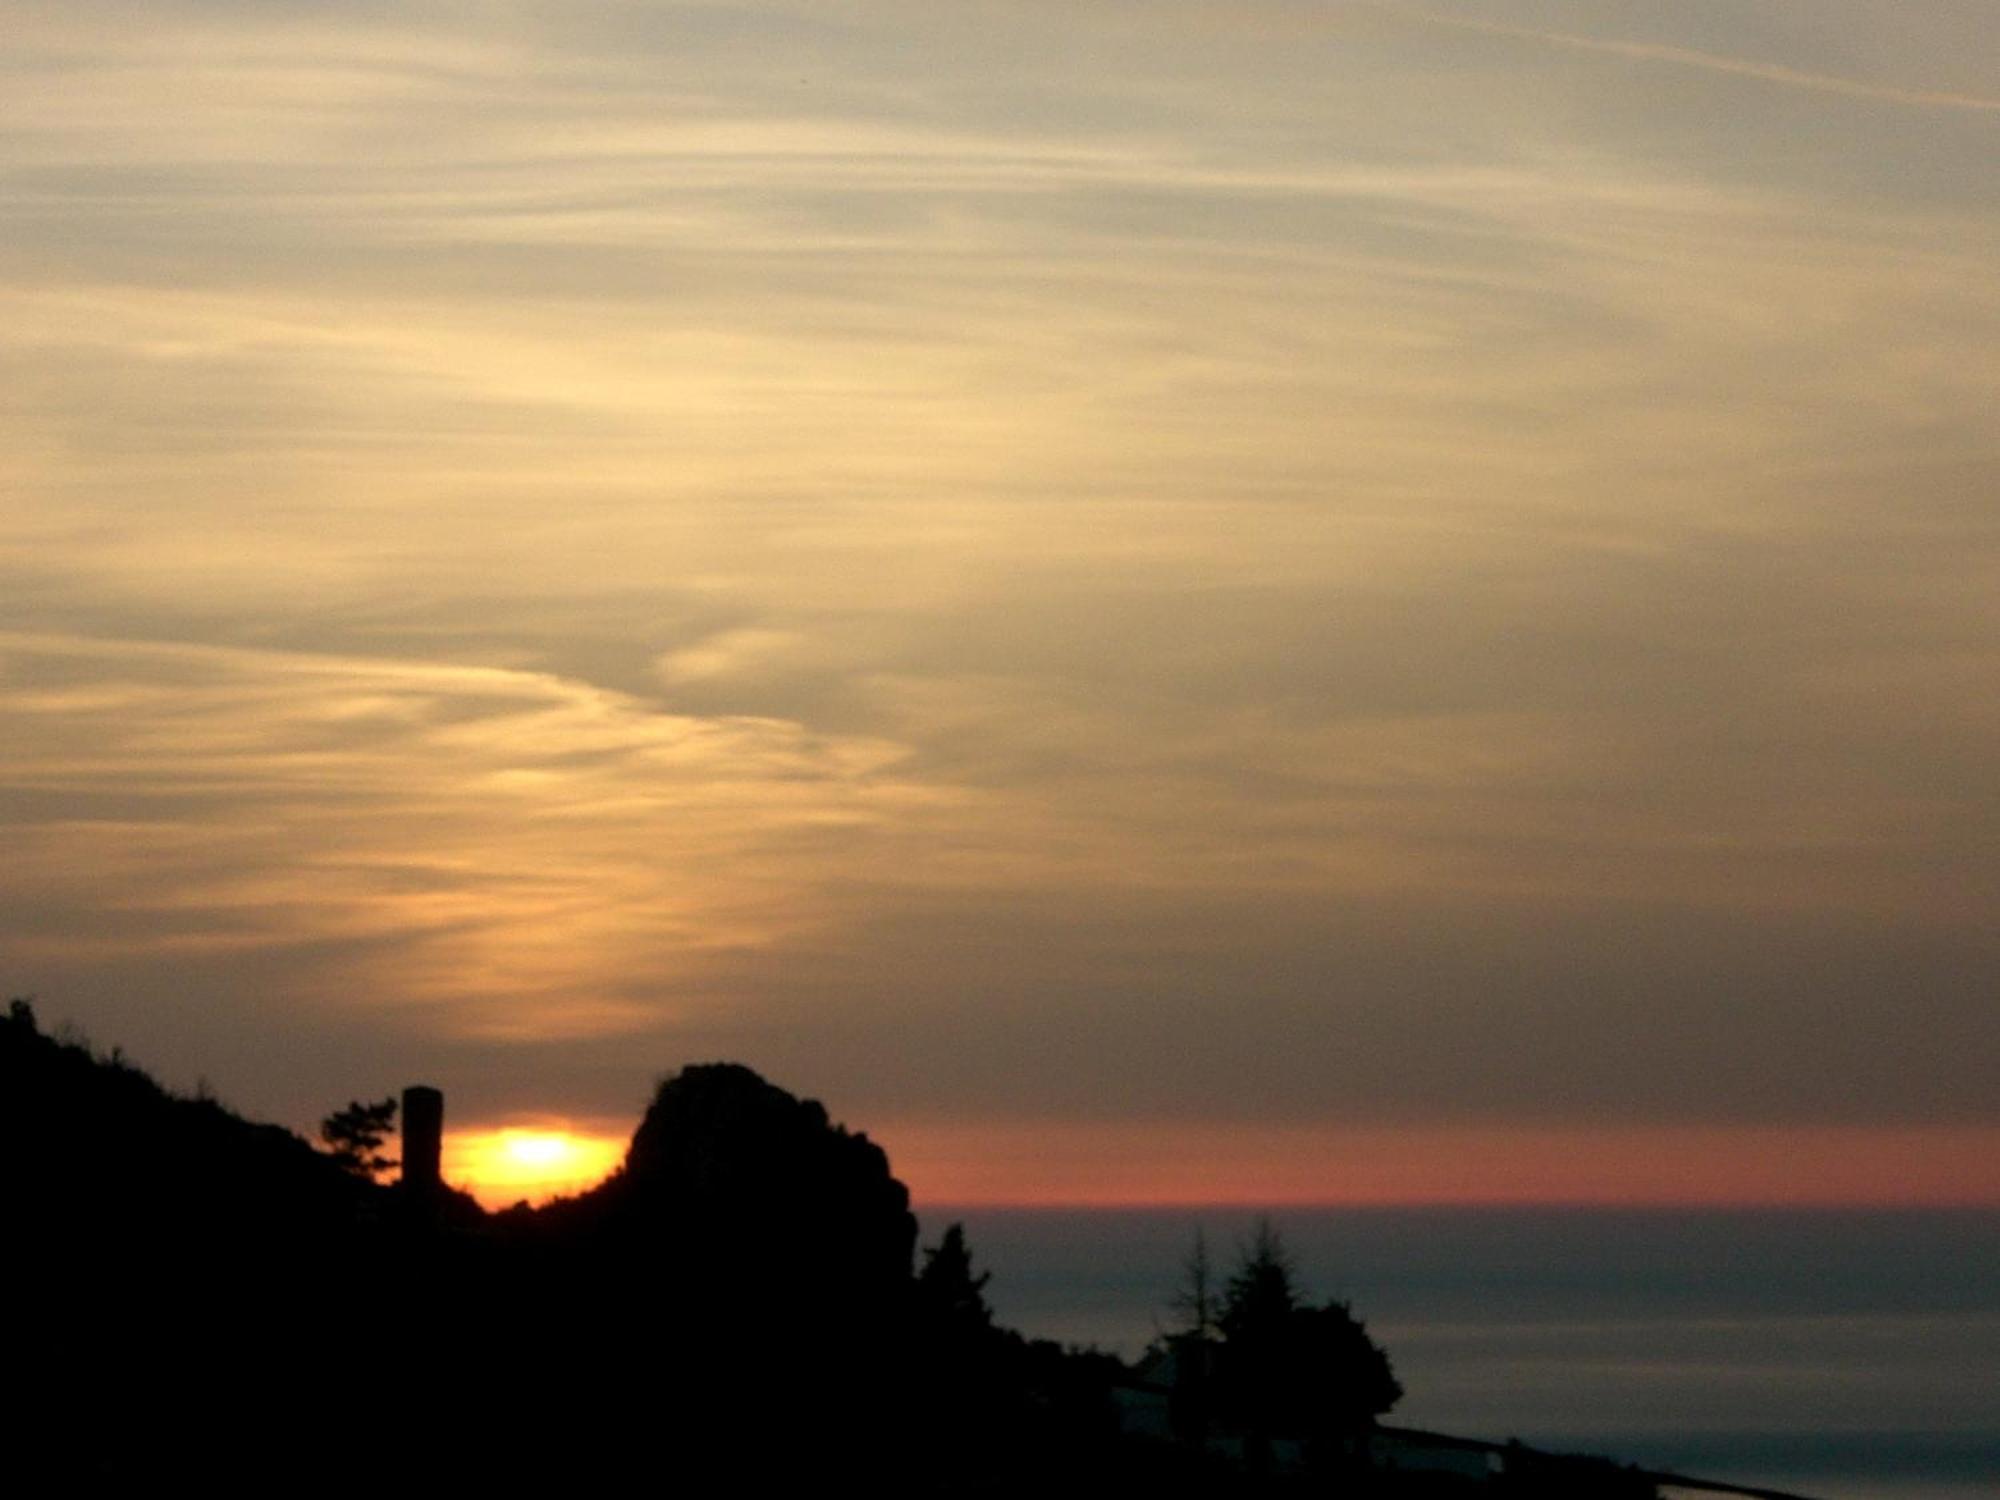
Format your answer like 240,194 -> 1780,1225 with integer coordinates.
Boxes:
1,1 -> 1995,1168
1372,2 -> 2000,114
0,630 -> 941,1034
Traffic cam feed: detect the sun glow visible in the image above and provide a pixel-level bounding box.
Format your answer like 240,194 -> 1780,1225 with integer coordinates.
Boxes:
443,1125 -> 625,1208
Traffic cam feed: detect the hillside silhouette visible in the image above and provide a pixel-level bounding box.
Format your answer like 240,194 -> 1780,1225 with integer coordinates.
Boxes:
4,1002 -> 1119,1489
534,1061 -> 917,1324
6,1000 -> 1803,1495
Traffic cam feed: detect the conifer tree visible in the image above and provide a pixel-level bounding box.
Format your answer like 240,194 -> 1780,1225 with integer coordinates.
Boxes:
1169,1226 -> 1219,1341
918,1222 -> 994,1334
319,1096 -> 398,1178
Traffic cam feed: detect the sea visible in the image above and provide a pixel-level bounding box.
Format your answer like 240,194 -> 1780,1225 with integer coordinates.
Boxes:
916,1207 -> 2000,1500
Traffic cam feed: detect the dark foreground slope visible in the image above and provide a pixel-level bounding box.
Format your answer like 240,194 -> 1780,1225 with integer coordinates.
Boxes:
2,1004 -> 1129,1490
5,1002 -> 1727,1495
5,1001 -> 468,1482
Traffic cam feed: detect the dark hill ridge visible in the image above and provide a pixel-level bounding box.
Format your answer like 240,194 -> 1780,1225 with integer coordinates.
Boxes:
511,1061 -> 920,1361
3,1000 -> 1824,1498
2,1004 -> 951,1486
0,995 -> 367,1237
575,1061 -> 917,1300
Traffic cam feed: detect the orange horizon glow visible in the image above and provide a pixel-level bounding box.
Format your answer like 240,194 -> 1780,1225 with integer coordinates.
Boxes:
436,1115 -> 2000,1211
870,1120 -> 2000,1210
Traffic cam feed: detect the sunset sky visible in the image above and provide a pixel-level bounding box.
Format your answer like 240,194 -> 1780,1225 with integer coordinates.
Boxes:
4,0 -> 1995,1207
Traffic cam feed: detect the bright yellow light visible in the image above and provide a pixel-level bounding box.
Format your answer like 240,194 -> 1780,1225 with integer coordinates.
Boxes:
443,1124 -> 625,1208
502,1132 -> 572,1168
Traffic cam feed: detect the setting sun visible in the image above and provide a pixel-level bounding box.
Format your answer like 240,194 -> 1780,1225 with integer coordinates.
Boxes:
443,1126 -> 625,1208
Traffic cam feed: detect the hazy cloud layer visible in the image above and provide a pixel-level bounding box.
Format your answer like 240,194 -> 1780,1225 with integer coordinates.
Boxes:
2,1 -> 1994,1187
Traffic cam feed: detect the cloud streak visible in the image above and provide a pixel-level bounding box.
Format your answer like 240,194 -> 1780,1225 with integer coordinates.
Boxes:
0,630 -> 945,1035
1372,2 -> 2000,114
1,1 -> 1995,1192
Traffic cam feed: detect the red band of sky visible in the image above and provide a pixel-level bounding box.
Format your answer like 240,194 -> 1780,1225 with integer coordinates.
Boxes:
871,1121 -> 2000,1209
437,1117 -> 2000,1210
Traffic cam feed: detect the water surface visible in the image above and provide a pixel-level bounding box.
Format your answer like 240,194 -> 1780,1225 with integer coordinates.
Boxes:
919,1207 -> 2000,1500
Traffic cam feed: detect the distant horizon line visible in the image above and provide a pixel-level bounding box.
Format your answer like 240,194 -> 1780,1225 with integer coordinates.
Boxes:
913,1197 -> 2000,1213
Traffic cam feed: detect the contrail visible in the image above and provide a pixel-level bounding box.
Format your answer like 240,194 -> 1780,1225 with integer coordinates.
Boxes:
1365,1 -> 2000,115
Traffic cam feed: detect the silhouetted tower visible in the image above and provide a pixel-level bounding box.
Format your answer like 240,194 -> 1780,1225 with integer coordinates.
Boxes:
401,1084 -> 443,1193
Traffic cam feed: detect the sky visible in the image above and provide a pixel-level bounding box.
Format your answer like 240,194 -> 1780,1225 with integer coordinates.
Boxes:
3,0 -> 1996,1207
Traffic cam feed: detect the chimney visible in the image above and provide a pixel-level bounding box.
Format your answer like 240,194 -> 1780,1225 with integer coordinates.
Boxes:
401,1084 -> 443,1194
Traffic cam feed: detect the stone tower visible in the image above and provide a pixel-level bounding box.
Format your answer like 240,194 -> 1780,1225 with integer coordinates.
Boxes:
401,1084 -> 443,1193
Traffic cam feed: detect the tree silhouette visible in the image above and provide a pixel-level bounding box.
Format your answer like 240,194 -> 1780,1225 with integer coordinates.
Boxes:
319,1096 -> 397,1178
1216,1218 -> 1301,1459
1203,1217 -> 1402,1460
1168,1225 -> 1219,1341
1220,1216 -> 1299,1346
918,1222 -> 994,1336
1162,1227 -> 1225,1445
1292,1298 -> 1403,1431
